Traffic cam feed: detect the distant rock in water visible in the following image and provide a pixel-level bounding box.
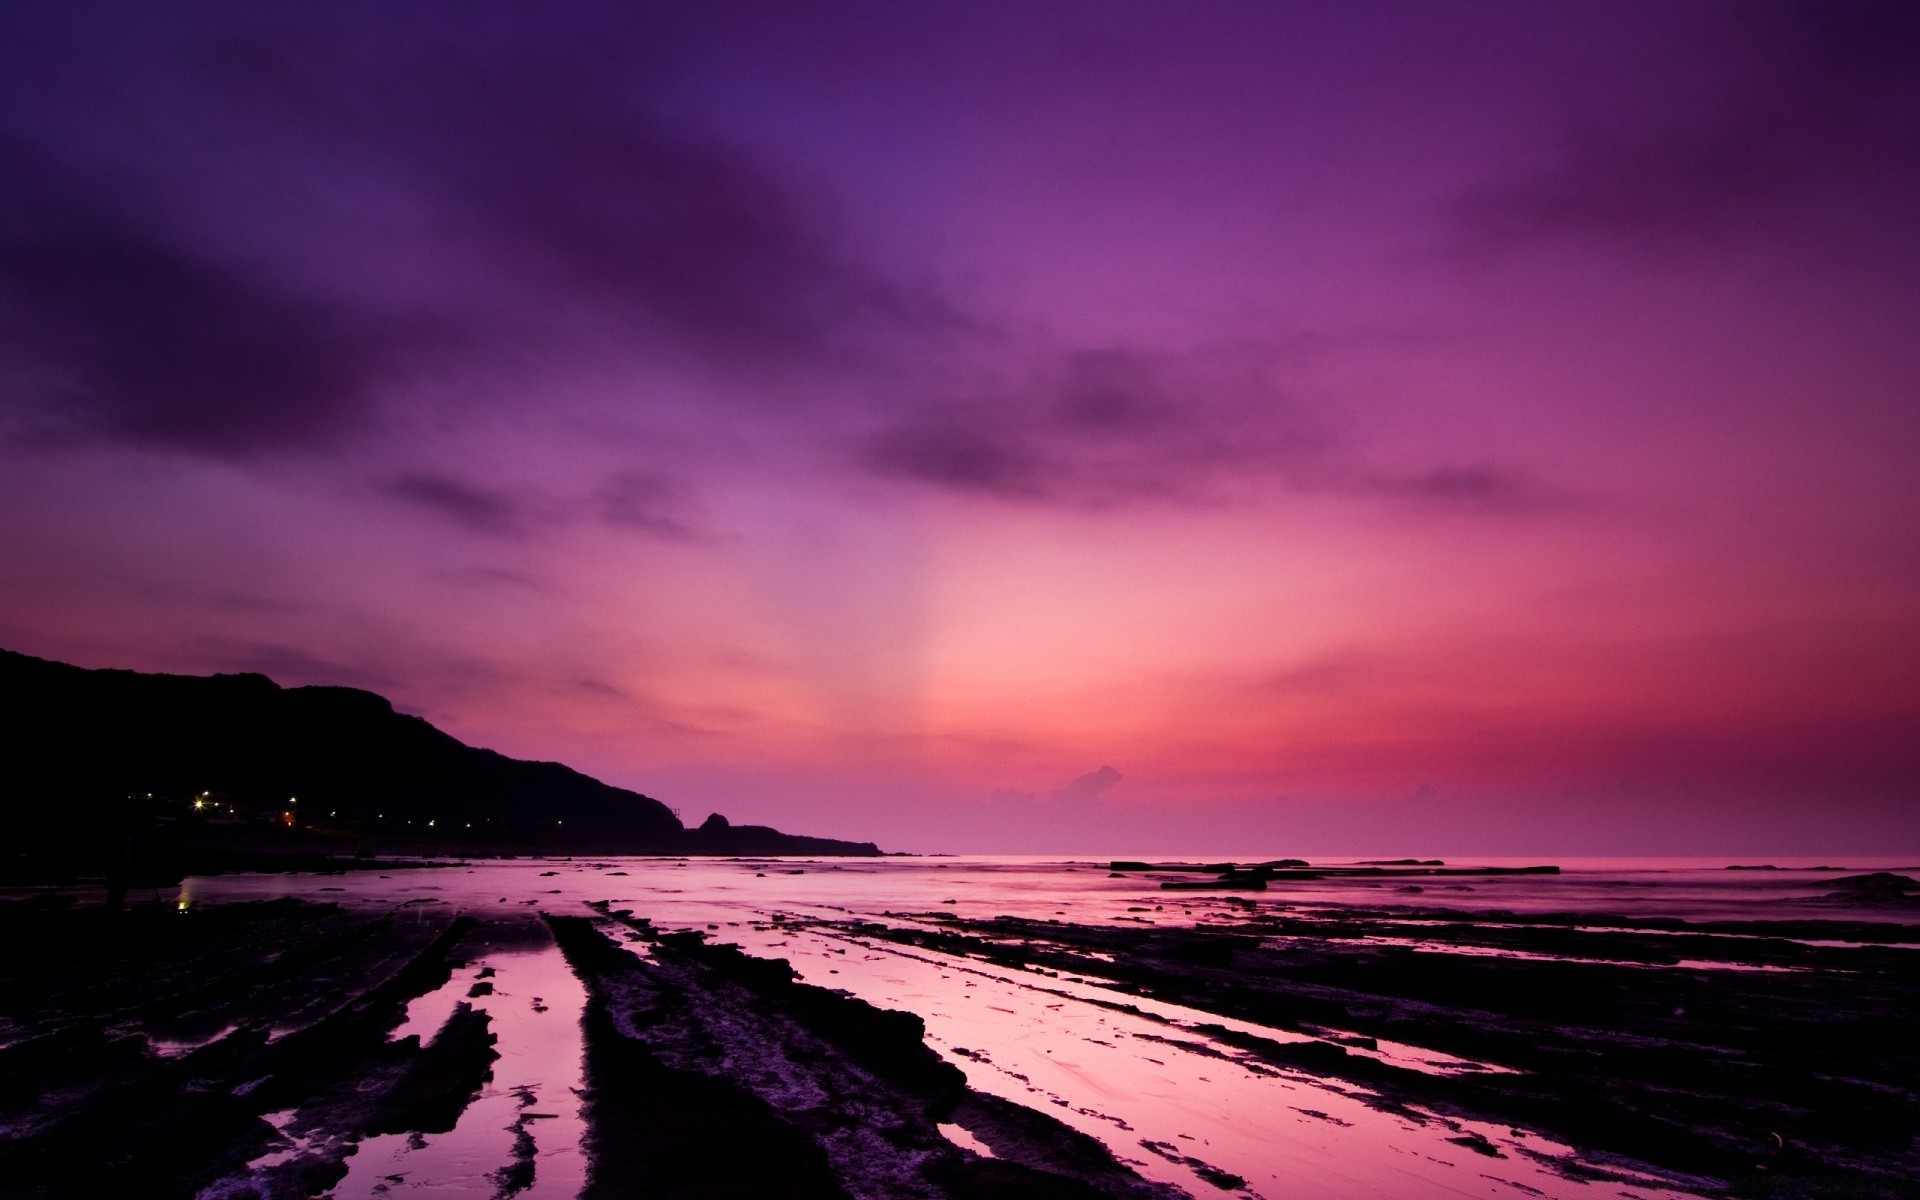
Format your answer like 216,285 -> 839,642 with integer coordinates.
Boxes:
0,647 -> 880,873
1817,872 -> 1920,907
684,811 -> 873,856
1826,872 -> 1918,893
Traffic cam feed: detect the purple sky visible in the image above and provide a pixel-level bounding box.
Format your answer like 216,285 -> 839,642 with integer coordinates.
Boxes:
2,1 -> 1917,853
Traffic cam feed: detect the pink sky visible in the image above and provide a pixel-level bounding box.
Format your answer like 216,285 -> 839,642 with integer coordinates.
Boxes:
1,2 -> 1916,851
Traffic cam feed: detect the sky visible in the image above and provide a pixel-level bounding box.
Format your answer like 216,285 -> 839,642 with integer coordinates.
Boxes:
2,1 -> 1917,854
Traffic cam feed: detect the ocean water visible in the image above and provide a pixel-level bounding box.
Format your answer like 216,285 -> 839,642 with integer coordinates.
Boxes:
178,853 -> 1920,928
177,855 -> 1917,1200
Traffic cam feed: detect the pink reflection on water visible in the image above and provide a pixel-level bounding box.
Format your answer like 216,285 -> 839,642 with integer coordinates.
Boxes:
719,920 -> 1705,1200
329,940 -> 586,1200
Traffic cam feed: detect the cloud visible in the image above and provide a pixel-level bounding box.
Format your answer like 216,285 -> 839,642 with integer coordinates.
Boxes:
861,345 -> 1329,508
0,3 -> 1591,535
571,677 -> 627,699
445,98 -> 914,365
0,139 -> 400,457
196,10 -> 938,369
1050,764 -> 1123,805
1365,466 -> 1577,515
436,566 -> 544,590
384,469 -> 710,542
1454,1 -> 1920,254
383,473 -> 526,535
865,422 -> 1050,501
978,766 -> 1122,819
596,472 -> 701,539
0,4 -> 943,463
861,345 -> 1576,517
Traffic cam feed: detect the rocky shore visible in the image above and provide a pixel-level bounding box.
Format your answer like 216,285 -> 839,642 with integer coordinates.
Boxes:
0,896 -> 1181,1199
4,867 -> 1916,1199
551,908 -> 1180,1199
833,899 -> 1920,1197
0,899 -> 493,1198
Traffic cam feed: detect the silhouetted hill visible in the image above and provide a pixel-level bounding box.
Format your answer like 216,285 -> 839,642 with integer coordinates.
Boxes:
0,648 -> 880,877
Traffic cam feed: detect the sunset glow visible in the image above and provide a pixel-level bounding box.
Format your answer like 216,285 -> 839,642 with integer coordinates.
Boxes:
1,1 -> 1915,852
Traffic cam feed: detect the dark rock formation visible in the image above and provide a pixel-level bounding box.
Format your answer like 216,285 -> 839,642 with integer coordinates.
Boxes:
1819,872 -> 1920,907
1827,872 -> 1918,893
682,818 -> 880,857
0,902 -> 496,1200
548,913 -> 1180,1199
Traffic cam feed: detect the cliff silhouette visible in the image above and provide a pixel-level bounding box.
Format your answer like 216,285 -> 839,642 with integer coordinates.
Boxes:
0,648 -> 880,878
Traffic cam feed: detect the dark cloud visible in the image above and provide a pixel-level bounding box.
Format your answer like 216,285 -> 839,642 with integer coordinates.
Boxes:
862,346 -> 1575,516
196,10 -> 937,370
1457,1 -> 1920,253
862,345 -> 1328,507
1,3 -> 1572,523
386,471 -> 709,542
0,4 -> 942,462
437,566 -> 544,590
865,422 -> 1050,501
383,473 -> 525,535
0,140 -> 398,456
446,95 -> 917,365
1055,349 -> 1182,432
596,472 -> 701,539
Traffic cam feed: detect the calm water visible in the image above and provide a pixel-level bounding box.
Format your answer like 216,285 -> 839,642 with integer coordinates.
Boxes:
182,855 -> 1917,1200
